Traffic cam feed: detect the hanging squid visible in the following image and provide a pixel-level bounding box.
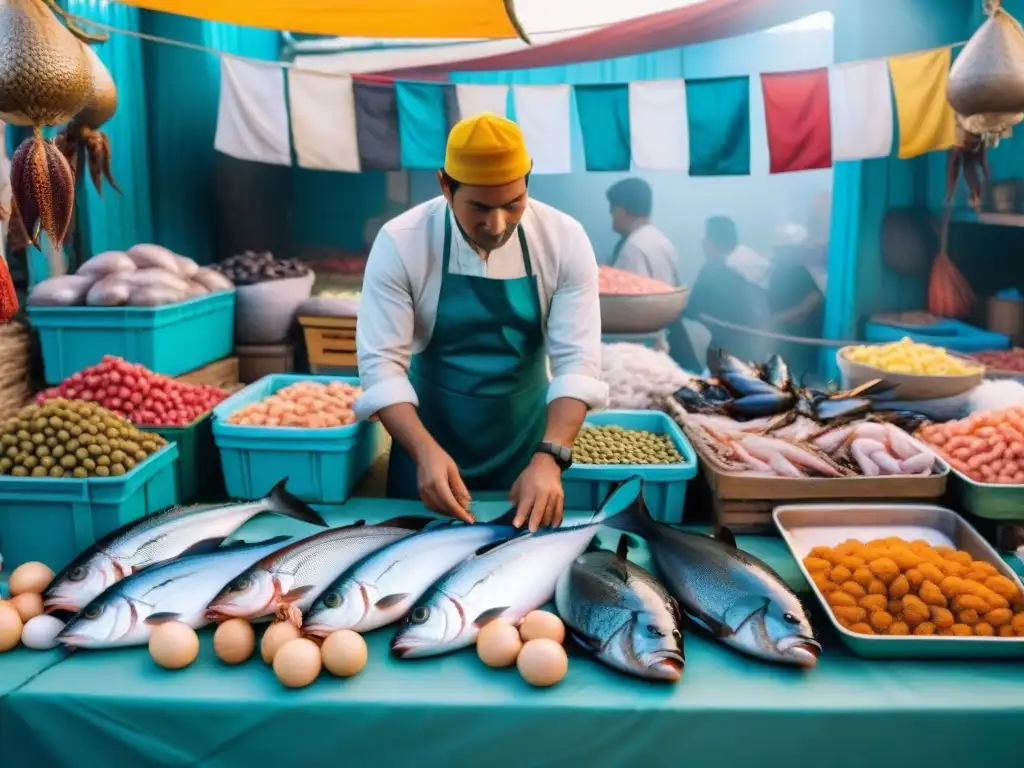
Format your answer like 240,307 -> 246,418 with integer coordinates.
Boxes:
0,0 -> 109,321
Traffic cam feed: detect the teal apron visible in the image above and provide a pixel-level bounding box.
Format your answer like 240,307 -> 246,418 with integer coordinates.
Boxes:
386,210 -> 548,499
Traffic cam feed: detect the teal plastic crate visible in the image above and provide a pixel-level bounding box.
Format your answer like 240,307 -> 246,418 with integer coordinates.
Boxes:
212,374 -> 383,503
28,291 -> 236,384
563,410 -> 697,524
0,443 -> 179,572
140,413 -> 220,502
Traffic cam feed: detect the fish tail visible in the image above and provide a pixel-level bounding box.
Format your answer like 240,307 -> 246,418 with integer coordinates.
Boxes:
601,498 -> 648,536
266,479 -> 328,527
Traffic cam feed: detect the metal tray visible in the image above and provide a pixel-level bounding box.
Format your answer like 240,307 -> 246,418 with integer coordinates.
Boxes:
949,465 -> 1024,521
774,503 -> 1024,659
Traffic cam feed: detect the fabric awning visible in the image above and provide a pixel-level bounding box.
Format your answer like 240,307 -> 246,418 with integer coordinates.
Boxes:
114,1 -> 527,40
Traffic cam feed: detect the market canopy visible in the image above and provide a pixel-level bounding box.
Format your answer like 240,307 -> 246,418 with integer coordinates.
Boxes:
113,0 -> 529,40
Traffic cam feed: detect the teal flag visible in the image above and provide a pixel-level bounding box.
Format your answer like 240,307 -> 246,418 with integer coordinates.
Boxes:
575,84 -> 631,171
686,76 -> 751,176
396,82 -> 454,170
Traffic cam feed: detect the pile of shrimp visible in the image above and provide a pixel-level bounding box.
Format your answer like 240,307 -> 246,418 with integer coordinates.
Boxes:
916,406 -> 1024,484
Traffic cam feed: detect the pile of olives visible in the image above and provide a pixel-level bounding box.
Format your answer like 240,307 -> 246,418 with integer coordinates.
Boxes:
213,251 -> 310,286
573,426 -> 684,465
0,399 -> 167,479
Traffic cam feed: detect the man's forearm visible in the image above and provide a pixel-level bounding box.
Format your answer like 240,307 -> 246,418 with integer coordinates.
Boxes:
378,402 -> 437,463
543,397 -> 588,448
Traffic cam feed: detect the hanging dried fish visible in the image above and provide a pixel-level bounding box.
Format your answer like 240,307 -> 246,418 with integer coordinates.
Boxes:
54,41 -> 119,195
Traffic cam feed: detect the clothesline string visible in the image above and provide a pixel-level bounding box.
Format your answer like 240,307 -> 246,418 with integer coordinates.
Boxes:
68,10 -> 970,82
698,313 -> 867,347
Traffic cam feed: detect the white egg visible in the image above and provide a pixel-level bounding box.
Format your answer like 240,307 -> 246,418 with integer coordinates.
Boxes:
21,614 -> 65,650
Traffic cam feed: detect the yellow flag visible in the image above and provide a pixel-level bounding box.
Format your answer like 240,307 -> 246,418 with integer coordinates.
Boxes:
888,48 -> 957,159
116,1 -> 526,40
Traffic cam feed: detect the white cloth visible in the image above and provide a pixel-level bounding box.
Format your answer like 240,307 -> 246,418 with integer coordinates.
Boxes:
355,196 -> 609,420
828,59 -> 894,161
725,244 -> 771,289
288,70 -> 361,171
614,223 -> 682,287
628,79 -> 689,171
455,84 -> 509,119
513,85 -> 572,174
215,59 -> 291,165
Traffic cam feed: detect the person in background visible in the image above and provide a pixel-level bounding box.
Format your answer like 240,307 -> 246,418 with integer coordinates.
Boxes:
684,216 -> 770,366
606,178 -> 681,287
355,113 -> 608,532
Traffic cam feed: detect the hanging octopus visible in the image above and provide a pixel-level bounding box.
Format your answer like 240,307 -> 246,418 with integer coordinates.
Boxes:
0,0 -> 109,321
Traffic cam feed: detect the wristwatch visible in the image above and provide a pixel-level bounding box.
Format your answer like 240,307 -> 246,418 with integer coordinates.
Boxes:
536,442 -> 573,471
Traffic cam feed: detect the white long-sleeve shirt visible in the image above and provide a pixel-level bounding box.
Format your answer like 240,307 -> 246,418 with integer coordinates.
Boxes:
354,196 -> 609,421
614,223 -> 682,288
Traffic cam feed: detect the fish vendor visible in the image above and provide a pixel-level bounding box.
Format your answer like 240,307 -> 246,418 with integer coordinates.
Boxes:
355,113 -> 609,531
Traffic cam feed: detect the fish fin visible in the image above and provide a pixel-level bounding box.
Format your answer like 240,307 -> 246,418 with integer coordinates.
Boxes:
379,515 -> 435,531
713,527 -> 737,550
722,598 -> 770,633
616,533 -> 635,560
590,475 -> 644,523
685,608 -> 734,639
176,537 -> 228,558
144,612 -> 182,626
472,607 -> 509,627
489,506 -> 518,526
570,631 -> 601,652
280,585 -> 315,603
473,534 -> 526,557
267,479 -> 328,527
223,534 -> 293,550
375,593 -> 411,610
601,496 -> 649,538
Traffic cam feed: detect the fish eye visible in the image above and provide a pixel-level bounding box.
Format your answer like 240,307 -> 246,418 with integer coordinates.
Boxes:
646,624 -> 665,638
783,612 -> 800,625
232,577 -> 250,591
68,566 -> 88,582
82,604 -> 103,620
409,607 -> 430,624
323,592 -> 342,609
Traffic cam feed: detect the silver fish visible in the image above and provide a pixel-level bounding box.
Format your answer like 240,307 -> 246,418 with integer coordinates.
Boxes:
609,500 -> 821,668
205,516 -> 433,626
43,479 -> 326,615
57,536 -> 294,649
304,510 -> 520,637
391,476 -> 643,659
555,535 -> 684,682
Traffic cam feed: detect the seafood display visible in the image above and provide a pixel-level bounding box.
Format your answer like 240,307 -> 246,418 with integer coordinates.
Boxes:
804,537 -> 1024,637
843,338 -> 981,376
607,496 -> 821,667
58,537 -> 295,649
572,425 -> 684,465
303,510 -> 520,637
679,411 -> 938,478
390,476 -> 643,659
600,342 -> 692,411
972,347 -> 1024,373
598,265 -> 675,295
554,535 -> 684,681
205,516 -> 434,626
42,479 -> 327,615
916,406 -> 1024,484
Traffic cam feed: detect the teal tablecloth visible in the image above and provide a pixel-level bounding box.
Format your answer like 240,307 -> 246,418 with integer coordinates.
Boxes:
2,499 -> 1024,767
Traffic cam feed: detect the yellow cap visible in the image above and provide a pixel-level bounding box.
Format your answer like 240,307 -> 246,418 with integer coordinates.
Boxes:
444,113 -> 531,186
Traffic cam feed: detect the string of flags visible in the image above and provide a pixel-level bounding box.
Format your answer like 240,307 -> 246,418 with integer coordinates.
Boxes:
214,46 -> 961,176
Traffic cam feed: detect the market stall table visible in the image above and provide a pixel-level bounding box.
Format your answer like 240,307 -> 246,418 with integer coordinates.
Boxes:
2,499 -> 1024,767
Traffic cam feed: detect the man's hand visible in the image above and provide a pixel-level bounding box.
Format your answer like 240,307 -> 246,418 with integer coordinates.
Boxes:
417,444 -> 474,523
510,453 -> 564,532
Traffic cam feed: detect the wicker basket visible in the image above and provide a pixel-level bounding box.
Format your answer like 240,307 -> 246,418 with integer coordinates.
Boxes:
0,322 -> 33,418
298,315 -> 357,373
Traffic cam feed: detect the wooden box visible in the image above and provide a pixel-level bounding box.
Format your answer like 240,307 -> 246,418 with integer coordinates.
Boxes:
298,315 -> 357,373
176,356 -> 240,390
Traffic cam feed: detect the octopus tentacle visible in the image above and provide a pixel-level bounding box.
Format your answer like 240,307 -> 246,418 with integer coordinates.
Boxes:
11,127 -> 76,248
82,127 -> 119,195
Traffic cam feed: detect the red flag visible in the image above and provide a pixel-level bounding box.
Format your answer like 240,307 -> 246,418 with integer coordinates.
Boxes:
761,68 -> 832,173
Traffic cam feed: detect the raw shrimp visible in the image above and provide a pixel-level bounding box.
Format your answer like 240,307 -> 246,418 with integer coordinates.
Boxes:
917,405 -> 1024,484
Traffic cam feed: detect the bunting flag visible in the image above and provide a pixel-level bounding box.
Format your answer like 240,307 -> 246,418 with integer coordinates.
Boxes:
575,84 -> 631,171
827,60 -> 893,161
888,48 -> 957,159
396,82 -> 460,169
513,85 -> 573,175
352,81 -> 403,171
214,59 -> 291,165
288,70 -> 361,172
685,76 -> 750,176
629,79 -> 689,171
455,84 -> 510,119
761,68 -> 832,174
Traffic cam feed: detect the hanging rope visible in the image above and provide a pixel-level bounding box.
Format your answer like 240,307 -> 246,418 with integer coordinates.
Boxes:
697,314 -> 874,348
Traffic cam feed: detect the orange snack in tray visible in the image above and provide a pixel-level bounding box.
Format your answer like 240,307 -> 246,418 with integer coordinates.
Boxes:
803,538 -> 1024,637
916,405 -> 1024,484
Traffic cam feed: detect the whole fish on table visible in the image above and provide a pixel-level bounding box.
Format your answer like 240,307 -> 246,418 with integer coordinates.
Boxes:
205,516 -> 435,626
57,537 -> 295,649
303,509 -> 520,637
390,476 -> 644,659
555,535 -> 684,682
608,499 -> 821,668
43,478 -> 327,614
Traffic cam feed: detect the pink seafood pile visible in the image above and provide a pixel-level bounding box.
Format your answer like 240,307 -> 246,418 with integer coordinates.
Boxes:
680,411 -> 937,479
226,381 -> 360,428
915,406 -> 1024,484
598,265 -> 675,295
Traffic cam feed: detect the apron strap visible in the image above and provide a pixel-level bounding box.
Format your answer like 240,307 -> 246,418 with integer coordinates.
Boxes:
443,207 -> 533,277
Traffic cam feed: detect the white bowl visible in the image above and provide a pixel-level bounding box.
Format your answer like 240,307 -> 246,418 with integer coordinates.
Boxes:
599,289 -> 689,335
